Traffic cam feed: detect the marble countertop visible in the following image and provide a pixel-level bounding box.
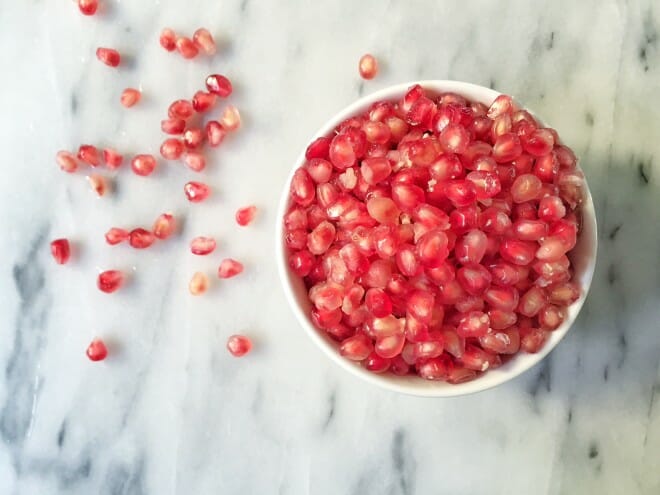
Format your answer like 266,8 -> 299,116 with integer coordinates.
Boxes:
0,0 -> 658,493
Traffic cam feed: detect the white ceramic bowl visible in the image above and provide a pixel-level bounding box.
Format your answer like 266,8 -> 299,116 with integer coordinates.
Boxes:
276,80 -> 597,397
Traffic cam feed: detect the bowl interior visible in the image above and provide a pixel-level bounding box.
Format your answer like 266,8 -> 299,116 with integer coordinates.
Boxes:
276,80 -> 597,397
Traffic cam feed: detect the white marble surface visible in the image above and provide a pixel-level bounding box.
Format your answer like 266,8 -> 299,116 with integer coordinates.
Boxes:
0,0 -> 658,493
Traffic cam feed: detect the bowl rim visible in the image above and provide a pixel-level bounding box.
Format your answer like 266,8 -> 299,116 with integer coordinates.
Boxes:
275,80 -> 598,397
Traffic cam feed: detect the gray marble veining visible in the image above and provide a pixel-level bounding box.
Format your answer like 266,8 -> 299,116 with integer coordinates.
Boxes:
0,0 -> 658,494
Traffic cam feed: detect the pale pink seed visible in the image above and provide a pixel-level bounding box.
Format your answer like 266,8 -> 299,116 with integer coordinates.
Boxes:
190,236 -> 216,255
538,304 -> 566,330
220,105 -> 241,131
105,227 -> 129,245
538,196 -> 566,221
192,28 -> 216,55
56,151 -> 78,173
518,286 -> 547,317
362,259 -> 392,288
511,174 -> 542,203
160,138 -> 184,160
205,121 -> 226,147
184,152 -> 206,172
153,213 -> 176,239
513,219 -> 548,241
374,333 -> 405,359
536,237 -> 569,261
176,36 -> 199,58
236,205 -> 257,226
454,229 -> 488,264
358,54 -> 378,80
360,157 -> 392,185
168,100 -> 194,120
366,197 -> 400,224
487,94 -> 513,119
120,88 -> 141,108
227,335 -> 252,357
307,221 -> 335,255
340,334 -> 373,361
406,290 -> 435,324
218,258 -> 244,279
87,174 -> 108,196
189,272 -> 210,295
307,159 -> 333,184
103,148 -> 124,169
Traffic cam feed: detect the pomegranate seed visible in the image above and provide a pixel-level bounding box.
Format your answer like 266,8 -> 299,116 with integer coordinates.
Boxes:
87,174 -> 107,196
391,184 -> 425,212
538,196 -> 566,221
340,333 -> 373,361
360,157 -> 392,185
488,309 -> 518,329
176,36 -> 198,58
220,105 -> 241,131
520,327 -> 549,353
56,151 -> 78,173
440,124 -> 470,154
480,328 -> 520,354
120,88 -> 141,108
77,0 -> 98,15
329,134 -> 357,170
184,151 -> 206,172
534,153 -> 559,183
192,91 -> 216,113
159,28 -> 177,51
492,133 -> 523,162
457,311 -> 490,338
50,239 -> 71,264
86,339 -> 108,362
366,197 -> 400,224
129,228 -> 155,249
365,289 -> 393,318
461,344 -> 500,371
192,28 -> 216,55
307,221 -> 336,255
511,174 -> 542,203
522,128 -> 555,157
454,230 -> 487,264
358,54 -> 378,80
512,219 -> 547,241
103,148 -> 124,169
538,304 -> 566,330
289,250 -> 315,277
487,95 -> 514,119
227,335 -> 252,357
183,128 -> 205,150
161,118 -> 186,135
290,168 -> 315,206
484,286 -> 519,311
548,281 -> 580,305
307,159 -> 333,184
189,272 -> 210,295
105,227 -> 129,245
413,337 -> 445,360
184,181 -> 210,203
131,154 -> 157,176
447,366 -> 478,384
218,259 -> 244,279
407,290 -> 435,324
168,100 -> 194,120
362,259 -> 392,288
310,282 -> 345,311
445,180 -> 477,208
518,286 -> 547,317
417,356 -> 452,381
205,121 -> 226,147
363,121 -> 391,144
500,239 -> 537,265
457,263 -> 492,296
205,74 -> 233,98
160,138 -> 184,160
375,333 -> 406,359
78,144 -> 100,167
190,236 -> 216,255
236,205 -> 257,226
416,229 -> 449,268
312,307 -> 343,329
97,270 -> 124,293
536,237 -> 569,261
96,47 -> 121,67
365,352 -> 390,373
466,171 -> 501,199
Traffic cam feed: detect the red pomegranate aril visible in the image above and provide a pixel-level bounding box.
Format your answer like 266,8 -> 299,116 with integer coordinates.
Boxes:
160,138 -> 184,160
479,207 -> 511,235
176,36 -> 198,58
391,184 -> 425,212
152,214 -> 175,239
363,121 -> 391,144
457,310 -> 489,338
205,121 -> 226,147
490,113 -> 512,141
307,221 -> 335,255
184,152 -> 206,172
447,366 -> 478,384
523,128 -> 555,157
86,338 -> 108,362
417,356 -> 453,381
365,352 -> 390,373
289,250 -> 315,277
500,239 -> 537,265
192,91 -> 216,112
394,244 -> 419,277
340,333 -> 373,361
97,270 -> 124,293
220,105 -> 241,131
312,307 -> 343,329
285,229 -> 307,250
456,263 -> 492,296
161,118 -> 186,135
374,332 -> 406,359
341,285 -> 365,315
128,228 -> 155,249
160,28 -> 177,51
218,259 -> 244,279
488,309 -> 517,329
466,171 -> 501,199
360,157 -> 391,185
534,152 -> 559,183
96,47 -> 121,67
120,88 -> 141,108
548,281 -> 580,305
445,180 -> 477,208
461,344 -> 499,371
305,138 -> 332,162
103,148 -> 123,169
413,336 -> 445,360
227,335 -> 252,357
56,151 -> 78,173
362,259 -> 392,289
538,304 -> 566,330
184,127 -> 205,149
492,133 -> 523,163
50,239 -> 71,264
484,286 -> 519,312
480,327 -> 520,354
513,219 -> 548,241
105,227 -> 128,245
439,124 -> 470,154
168,100 -> 194,120
78,145 -> 100,167
406,290 -> 434,324
363,286 -> 393,317
518,286 -> 547,317
358,53 -> 378,80
538,196 -> 566,221
366,197 -> 400,224
329,134 -> 357,170
77,0 -> 98,15
487,94 -> 513,119
536,237 -> 569,261
455,230 -> 487,265
306,159 -> 333,184
87,174 -> 107,196
184,181 -> 211,203
390,356 -> 410,375
555,145 -> 577,170
131,154 -> 156,176
190,236 -> 216,255
235,205 -> 257,227
193,28 -> 216,55
189,272 -> 210,295
206,74 -> 233,98
511,174 -> 542,203
520,327 -> 549,353
416,229 -> 449,268
548,219 -> 578,250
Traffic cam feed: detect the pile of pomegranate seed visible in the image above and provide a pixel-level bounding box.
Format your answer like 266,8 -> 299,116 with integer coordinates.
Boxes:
284,85 -> 584,383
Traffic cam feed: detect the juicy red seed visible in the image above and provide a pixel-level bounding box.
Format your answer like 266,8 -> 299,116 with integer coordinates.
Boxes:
407,290 -> 435,324
192,91 -> 217,113
461,344 -> 500,371
488,309 -> 518,329
538,304 -> 566,330
103,148 -> 124,169
50,239 -> 71,264
365,352 -> 390,373
78,0 -> 98,15
484,286 -> 519,311
519,286 -> 547,317
522,129 -> 555,157
307,221 -> 336,255
500,239 -> 538,265
440,124 -> 470,154
176,37 -> 198,58
161,118 -> 186,135
227,335 -> 252,357
416,229 -> 449,268
306,137 -> 332,161
513,219 -> 548,241
78,145 -> 101,167
366,197 -> 400,224
218,258 -> 244,278
205,74 -> 233,98
97,270 -> 124,293
457,311 -> 490,338
183,128 -> 205,150
220,105 -> 241,131
307,159 -> 333,184
193,28 -> 216,55
153,213 -> 175,239
129,228 -> 156,249
56,151 -> 78,173
417,357 -> 452,381
184,181 -> 211,202
454,229 -> 488,264
329,134 -> 357,169
457,263 -> 492,296
480,328 -> 520,354
520,328 -> 549,353
86,339 -> 108,362
159,28 -> 177,51
168,100 -> 194,120
340,333 -> 373,361
190,236 -> 216,255
105,227 -> 129,245
465,171 -> 502,199
131,154 -> 157,176
538,196 -> 566,221
492,133 -> 523,163
291,168 -> 315,206
487,94 -> 513,119
96,47 -> 121,67
236,205 -> 257,226
358,54 -> 378,80
548,281 -> 580,305
120,88 -> 141,108
445,180 -> 477,207
289,251 -> 315,277
160,138 -> 184,160
375,333 -> 406,359
511,174 -> 542,203
184,152 -> 206,172
365,288 -> 393,318
205,120 -> 226,147
360,157 -> 392,185
189,272 -> 210,295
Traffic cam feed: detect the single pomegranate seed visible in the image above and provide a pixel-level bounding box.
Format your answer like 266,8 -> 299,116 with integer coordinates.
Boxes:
484,286 -> 519,311
192,91 -> 216,113
50,239 -> 71,264
307,159 -> 333,184
129,228 -> 155,249
77,0 -> 98,15
375,333 -> 406,359
488,309 -> 518,329
86,339 -> 108,362
365,288 -> 393,318
190,236 -> 216,255
391,184 -> 425,212
538,304 -> 566,330
161,117 -> 186,135
103,148 -> 124,169
340,333 -> 373,361
159,28 -> 177,51
183,128 -> 205,150
358,53 -> 378,80
461,344 -> 500,371
329,134 -> 357,170
105,227 -> 129,245
184,181 -> 211,203
160,138 -> 184,160
413,337 -> 445,360
372,315 -> 405,338
227,335 -> 252,357
205,74 -> 233,97
500,239 -> 538,265
307,221 -> 336,255
455,229 -> 488,264
168,100 -> 194,120
366,197 -> 400,224
439,124 -> 470,154
536,237 -> 569,261
522,128 -> 555,157
480,328 -> 520,354
56,151 -> 78,173
96,47 -> 121,67
176,36 -> 198,58
416,229 -> 449,268
131,154 -> 157,176
538,196 -> 566,221
457,311 -> 490,338
236,205 -> 257,226
312,307 -> 343,329
365,352 -> 390,373
289,250 -> 315,277
218,259 -> 244,279
518,286 -> 547,317
290,168 -> 315,206
184,151 -> 206,172
360,157 -> 392,185
189,272 -> 210,295
220,105 -> 241,131
310,282 -> 345,311
97,270 -> 124,293
120,88 -> 141,108
363,121 -> 391,144
417,357 -> 452,381
512,219 -> 547,241
152,213 -> 175,240
205,120 -> 226,147
487,94 -> 514,119
457,263 -> 492,296
466,171 -> 502,199
548,281 -> 580,305
492,133 -> 523,163
407,290 -> 435,324
78,144 -> 101,167
520,327 -> 549,353
193,28 -> 216,55
511,174 -> 542,203
87,174 -> 108,196
445,180 -> 477,208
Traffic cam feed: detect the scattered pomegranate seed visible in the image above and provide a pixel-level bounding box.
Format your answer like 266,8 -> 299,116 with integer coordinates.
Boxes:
86,339 -> 108,362
205,121 -> 226,146
97,270 -> 124,293
161,117 -> 186,135
220,105 -> 241,131
102,148 -> 124,169
184,181 -> 211,203
168,100 -> 194,120
129,228 -> 156,249
189,272 -> 210,295
152,213 -> 175,239
192,91 -> 216,113
50,239 -> 71,264
235,205 -> 257,226
160,138 -> 184,160
56,151 -> 78,173
120,88 -> 141,108
87,174 -> 107,196
131,154 -> 157,176
358,54 -> 378,80
193,28 -> 216,55
226,335 -> 252,357
183,151 -> 206,172
105,227 -> 129,245
205,74 -> 233,97
175,36 -> 198,59
78,144 -> 101,167
218,258 -> 244,278
159,28 -> 177,51
190,236 -> 216,255
183,128 -> 205,149
96,47 -> 121,67
77,0 -> 98,16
